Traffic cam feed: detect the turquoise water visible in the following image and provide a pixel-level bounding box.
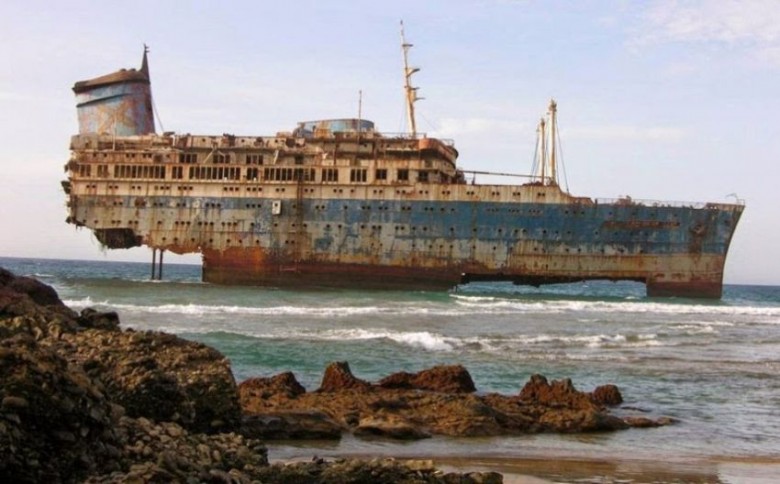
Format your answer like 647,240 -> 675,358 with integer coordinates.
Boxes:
3,256 -> 779,467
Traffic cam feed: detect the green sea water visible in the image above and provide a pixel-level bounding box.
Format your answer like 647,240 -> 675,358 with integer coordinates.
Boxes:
3,256 -> 779,475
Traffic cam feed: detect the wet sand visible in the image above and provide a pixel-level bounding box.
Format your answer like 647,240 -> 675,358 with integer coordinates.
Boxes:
436,456 -> 780,483
272,443 -> 780,484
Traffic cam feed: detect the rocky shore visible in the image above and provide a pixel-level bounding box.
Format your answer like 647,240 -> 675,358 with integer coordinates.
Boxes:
0,267 -> 672,482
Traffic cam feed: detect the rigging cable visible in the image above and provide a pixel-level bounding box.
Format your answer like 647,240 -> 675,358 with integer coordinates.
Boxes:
555,121 -> 570,192
530,125 -> 540,182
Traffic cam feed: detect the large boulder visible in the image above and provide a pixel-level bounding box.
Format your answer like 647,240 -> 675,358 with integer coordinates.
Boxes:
63,329 -> 241,433
0,267 -> 242,434
0,269 -> 78,340
0,335 -> 123,482
591,384 -> 623,406
0,267 -> 66,308
378,364 -> 476,393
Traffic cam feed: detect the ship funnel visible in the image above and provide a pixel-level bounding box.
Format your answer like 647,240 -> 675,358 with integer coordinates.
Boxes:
72,46 -> 155,136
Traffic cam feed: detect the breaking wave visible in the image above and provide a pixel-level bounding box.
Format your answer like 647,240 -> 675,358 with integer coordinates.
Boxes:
450,294 -> 780,319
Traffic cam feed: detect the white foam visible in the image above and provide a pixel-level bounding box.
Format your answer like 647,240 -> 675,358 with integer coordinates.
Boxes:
61,297 -> 98,308
265,328 -> 458,352
450,294 -> 780,319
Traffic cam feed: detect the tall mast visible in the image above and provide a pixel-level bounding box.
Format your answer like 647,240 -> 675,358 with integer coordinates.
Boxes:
538,117 -> 547,182
400,21 -> 421,137
547,99 -> 558,185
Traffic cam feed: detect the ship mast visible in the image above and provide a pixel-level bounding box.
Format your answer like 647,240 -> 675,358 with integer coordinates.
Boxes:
533,100 -> 560,186
400,21 -> 422,138
537,117 -> 547,182
547,99 -> 558,185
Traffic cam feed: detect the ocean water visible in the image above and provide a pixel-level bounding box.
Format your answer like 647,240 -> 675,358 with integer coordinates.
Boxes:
3,256 -> 779,473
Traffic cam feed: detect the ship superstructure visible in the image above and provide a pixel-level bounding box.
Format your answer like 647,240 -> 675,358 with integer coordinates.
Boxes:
63,40 -> 743,298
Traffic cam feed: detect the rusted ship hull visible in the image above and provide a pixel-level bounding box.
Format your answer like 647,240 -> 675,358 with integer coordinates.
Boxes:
63,49 -> 744,298
66,183 -> 742,298
201,249 -> 730,298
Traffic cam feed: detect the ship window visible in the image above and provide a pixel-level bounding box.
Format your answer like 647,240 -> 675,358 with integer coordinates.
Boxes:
292,168 -> 315,181
375,169 -> 387,181
417,171 -> 429,183
397,169 -> 409,181
213,153 -> 230,164
350,169 -> 367,183
323,168 -> 339,182
77,164 -> 92,177
246,168 -> 259,181
178,153 -> 198,164
246,154 -> 264,165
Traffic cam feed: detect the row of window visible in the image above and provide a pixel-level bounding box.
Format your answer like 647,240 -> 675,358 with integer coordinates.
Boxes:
188,166 -> 242,181
113,165 -> 166,180
76,164 -> 426,183
179,153 -> 265,165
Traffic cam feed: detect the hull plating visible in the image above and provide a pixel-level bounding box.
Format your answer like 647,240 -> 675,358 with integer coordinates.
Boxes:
67,190 -> 743,297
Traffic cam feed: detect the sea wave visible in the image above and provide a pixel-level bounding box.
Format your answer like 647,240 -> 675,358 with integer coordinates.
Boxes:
173,326 -> 667,353
62,297 -> 99,308
449,294 -> 780,318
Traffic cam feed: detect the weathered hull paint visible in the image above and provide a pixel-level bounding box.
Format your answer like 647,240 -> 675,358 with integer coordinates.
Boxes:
200,246 -> 730,298
72,49 -> 154,136
65,53 -> 744,299
66,183 -> 743,298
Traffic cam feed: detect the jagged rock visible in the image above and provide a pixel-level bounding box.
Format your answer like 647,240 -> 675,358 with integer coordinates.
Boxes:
355,414 -> 431,440
78,308 -> 121,331
241,410 -> 342,440
0,334 -> 121,482
518,374 -> 596,410
1,268 -> 503,481
62,329 -> 241,433
240,364 -> 636,438
317,361 -> 371,392
0,267 -> 65,308
239,371 -> 306,402
375,370 -> 416,389
378,364 -> 476,393
84,416 -> 269,483
591,384 -> 623,406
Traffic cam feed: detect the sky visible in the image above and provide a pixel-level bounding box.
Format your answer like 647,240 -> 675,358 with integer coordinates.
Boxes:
0,0 -> 778,285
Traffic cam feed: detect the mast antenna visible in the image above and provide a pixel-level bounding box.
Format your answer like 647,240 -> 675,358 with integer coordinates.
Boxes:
400,21 -> 422,138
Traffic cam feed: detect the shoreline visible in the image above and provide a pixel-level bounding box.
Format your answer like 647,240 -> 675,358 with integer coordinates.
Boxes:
267,433 -> 780,482
3,264 -> 779,482
271,448 -> 780,483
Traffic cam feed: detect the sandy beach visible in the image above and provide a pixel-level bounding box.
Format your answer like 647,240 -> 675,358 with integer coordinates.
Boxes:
268,433 -> 780,483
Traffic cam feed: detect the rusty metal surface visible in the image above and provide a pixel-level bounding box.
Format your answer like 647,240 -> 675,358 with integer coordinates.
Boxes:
73,49 -> 154,136
63,54 -> 745,298
63,127 -> 744,298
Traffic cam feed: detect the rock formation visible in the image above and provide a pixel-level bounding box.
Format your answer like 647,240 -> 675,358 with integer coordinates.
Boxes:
239,362 -> 672,440
0,267 -> 504,483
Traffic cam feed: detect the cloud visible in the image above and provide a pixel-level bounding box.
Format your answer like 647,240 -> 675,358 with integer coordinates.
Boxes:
565,125 -> 686,142
634,0 -> 780,64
